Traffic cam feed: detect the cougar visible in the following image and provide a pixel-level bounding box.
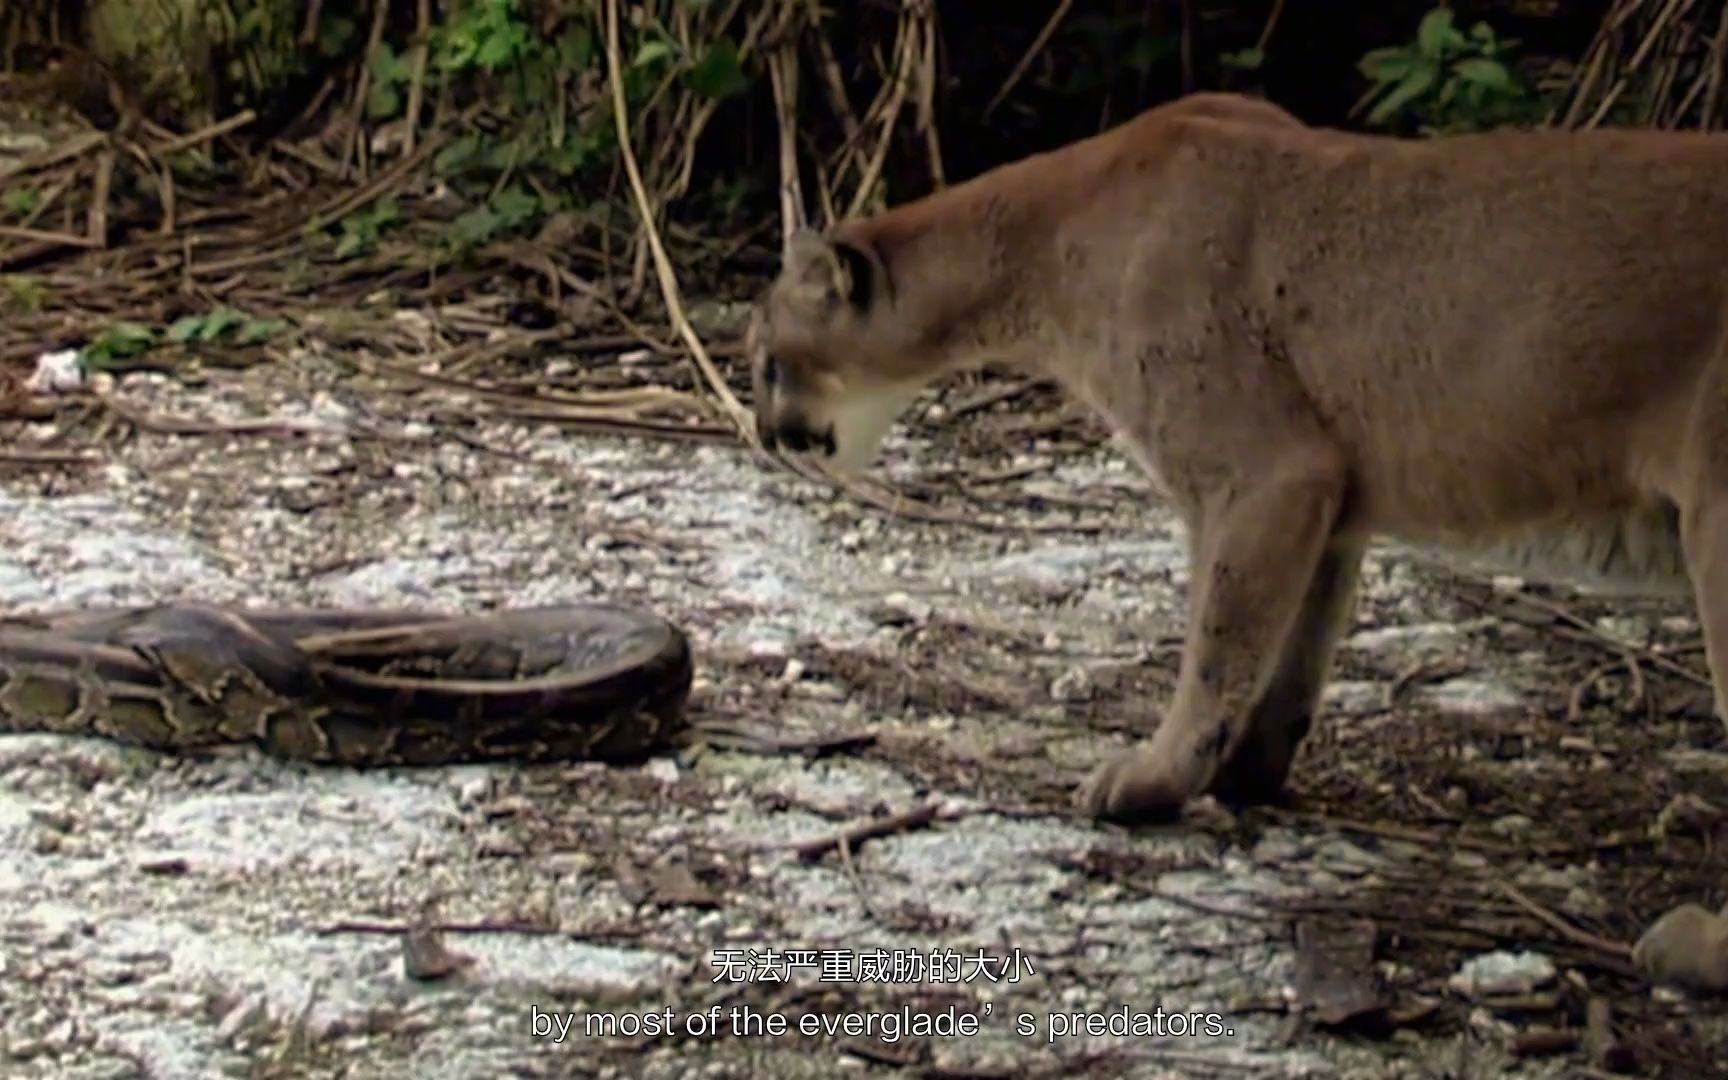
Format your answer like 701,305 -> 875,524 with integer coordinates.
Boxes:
745,91 -> 1725,826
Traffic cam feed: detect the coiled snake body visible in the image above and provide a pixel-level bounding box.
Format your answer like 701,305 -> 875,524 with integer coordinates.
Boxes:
0,603 -> 693,765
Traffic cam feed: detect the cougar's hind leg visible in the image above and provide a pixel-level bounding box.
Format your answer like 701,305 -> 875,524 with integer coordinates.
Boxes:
1666,351 -> 1728,734
1679,490 -> 1728,735
1080,444 -> 1347,823
1208,538 -> 1364,807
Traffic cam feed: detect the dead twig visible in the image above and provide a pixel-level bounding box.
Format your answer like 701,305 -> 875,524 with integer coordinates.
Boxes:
343,0 -> 391,178
793,802 -> 942,862
317,917 -> 563,936
403,0 -> 431,156
985,0 -> 1074,120
0,448 -> 101,466
1496,881 -> 1634,959
1481,586 -> 1710,689
601,0 -> 754,440
0,225 -> 100,248
147,110 -> 256,156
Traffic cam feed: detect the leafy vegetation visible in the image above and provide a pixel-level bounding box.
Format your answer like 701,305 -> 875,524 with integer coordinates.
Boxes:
343,0 -> 754,260
0,274 -> 47,313
1353,6 -> 1542,135
167,307 -> 287,347
2,187 -> 39,218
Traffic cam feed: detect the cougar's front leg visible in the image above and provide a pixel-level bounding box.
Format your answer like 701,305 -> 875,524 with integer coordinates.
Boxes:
1080,456 -> 1346,823
1207,539 -> 1364,807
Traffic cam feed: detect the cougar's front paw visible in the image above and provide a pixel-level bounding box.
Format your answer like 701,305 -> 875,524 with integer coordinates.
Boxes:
1206,740 -> 1297,808
1077,748 -> 1198,824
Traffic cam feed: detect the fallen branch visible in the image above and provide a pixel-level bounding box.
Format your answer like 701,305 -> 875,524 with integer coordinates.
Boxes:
1496,881 -> 1634,960
793,801 -> 942,862
602,0 -> 755,440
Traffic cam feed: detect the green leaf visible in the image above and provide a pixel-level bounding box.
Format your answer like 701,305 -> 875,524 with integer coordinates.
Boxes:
483,135 -> 525,171
437,30 -> 478,71
633,39 -> 675,69
2,187 -> 39,216
449,206 -> 502,248
1221,47 -> 1264,72
236,318 -> 286,345
1358,47 -> 1414,84
317,14 -> 358,57
491,186 -> 540,228
546,135 -> 595,176
334,230 -> 367,260
1124,32 -> 1178,75
558,25 -> 594,69
369,44 -> 411,84
434,135 -> 483,177
1416,7 -> 1456,60
1368,58 -> 1439,126
167,315 -> 205,342
1453,57 -> 1512,91
199,307 -> 244,341
0,274 -> 47,312
89,321 -> 156,363
1463,79 -> 1487,113
686,37 -> 747,100
366,81 -> 400,120
476,23 -> 527,70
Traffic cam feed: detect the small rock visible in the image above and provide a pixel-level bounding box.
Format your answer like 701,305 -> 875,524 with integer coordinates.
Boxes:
475,831 -> 526,858
216,993 -> 267,1045
1650,793 -> 1719,840
747,639 -> 788,660
27,808 -> 76,833
482,796 -> 532,820
1563,886 -> 1608,919
1489,814 -> 1532,835
643,758 -> 680,784
402,927 -> 477,982
1049,665 -> 1094,703
455,776 -> 493,808
136,855 -> 191,876
1448,951 -> 1556,998
868,599 -> 923,627
25,349 -> 87,394
1633,902 -> 1728,992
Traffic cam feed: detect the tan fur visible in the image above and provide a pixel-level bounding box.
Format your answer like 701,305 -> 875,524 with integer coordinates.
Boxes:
747,91 -> 1728,824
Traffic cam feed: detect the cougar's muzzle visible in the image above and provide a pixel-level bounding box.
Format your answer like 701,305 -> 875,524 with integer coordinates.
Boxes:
759,413 -> 837,456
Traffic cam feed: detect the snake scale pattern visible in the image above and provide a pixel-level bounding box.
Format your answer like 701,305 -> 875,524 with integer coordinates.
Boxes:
0,602 -> 693,766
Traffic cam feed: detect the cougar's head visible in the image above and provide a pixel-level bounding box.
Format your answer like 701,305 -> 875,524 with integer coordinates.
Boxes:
748,229 -> 926,475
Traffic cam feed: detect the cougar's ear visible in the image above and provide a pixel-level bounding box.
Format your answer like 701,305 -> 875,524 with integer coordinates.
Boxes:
784,230 -> 876,313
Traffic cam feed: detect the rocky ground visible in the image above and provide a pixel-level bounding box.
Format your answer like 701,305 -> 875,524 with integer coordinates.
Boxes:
3,336 -> 1728,1080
